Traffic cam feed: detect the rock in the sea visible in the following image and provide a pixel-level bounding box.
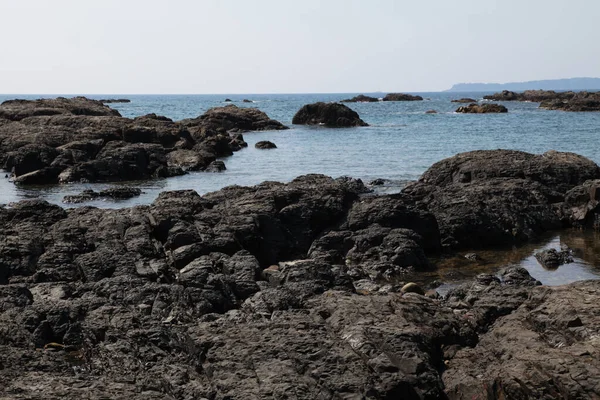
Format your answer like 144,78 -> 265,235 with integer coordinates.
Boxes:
455,103 -> 508,113
204,160 -> 226,172
255,140 -> 277,149
224,98 -> 232,102
98,98 -> 131,103
292,102 -> 369,127
534,247 -> 574,269
242,99 -> 253,103
425,109 -> 437,114
62,187 -> 143,203
484,89 -> 600,111
0,97 -> 287,185
341,94 -> 379,103
451,98 -> 477,103
382,93 -> 424,101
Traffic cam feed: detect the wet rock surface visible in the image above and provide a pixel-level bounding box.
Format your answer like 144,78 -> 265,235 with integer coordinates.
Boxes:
455,103 -> 508,113
1,150 -> 600,399
292,102 -> 369,127
382,93 -> 424,101
62,187 -> 143,203
0,97 -> 287,185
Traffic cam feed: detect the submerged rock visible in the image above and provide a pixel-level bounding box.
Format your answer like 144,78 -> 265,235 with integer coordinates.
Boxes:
62,187 -> 143,203
255,140 -> 277,149
451,98 -> 477,103
382,93 -> 423,101
425,109 -> 437,114
455,103 -> 508,113
292,102 -> 369,127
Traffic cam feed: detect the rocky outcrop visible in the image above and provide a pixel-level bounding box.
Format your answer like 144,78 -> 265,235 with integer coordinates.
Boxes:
0,98 -> 287,185
62,187 -> 143,203
484,90 -> 600,111
341,94 -> 379,103
255,140 -> 277,149
534,247 -> 574,269
292,102 -> 369,127
1,150 -> 600,398
455,103 -> 508,113
403,150 -> 600,249
451,98 -> 477,103
382,93 -> 424,101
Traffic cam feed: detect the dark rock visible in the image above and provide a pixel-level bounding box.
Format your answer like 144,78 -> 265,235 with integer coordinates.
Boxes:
534,248 -> 574,269
0,96 -> 120,120
224,98 -> 232,102
425,109 -> 437,114
370,178 -> 386,186
204,160 -> 226,172
181,104 -> 288,132
451,98 -> 477,103
455,103 -> 508,113
382,93 -> 424,101
242,99 -> 253,103
62,187 -> 143,204
483,90 -> 600,111
255,141 -> 277,149
99,99 -> 131,103
292,102 -> 369,127
341,94 -> 379,103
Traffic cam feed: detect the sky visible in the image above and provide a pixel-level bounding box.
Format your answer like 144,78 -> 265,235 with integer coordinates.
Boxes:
0,0 -> 598,94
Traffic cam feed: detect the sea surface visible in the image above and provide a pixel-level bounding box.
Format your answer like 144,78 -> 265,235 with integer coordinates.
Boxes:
2,91 -> 600,286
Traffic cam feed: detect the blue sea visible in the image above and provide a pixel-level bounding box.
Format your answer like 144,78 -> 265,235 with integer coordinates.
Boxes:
2,92 -> 600,285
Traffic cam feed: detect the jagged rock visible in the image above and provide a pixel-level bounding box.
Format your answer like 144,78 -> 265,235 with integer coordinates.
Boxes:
534,247 -> 574,269
0,97 -> 286,185
292,102 -> 369,127
455,103 -> 508,113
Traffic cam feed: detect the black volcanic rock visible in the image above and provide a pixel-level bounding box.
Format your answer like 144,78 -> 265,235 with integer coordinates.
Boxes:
1,151 -> 600,398
382,93 -> 423,101
292,102 -> 369,127
455,103 -> 508,113
0,98 -> 287,185
341,94 -> 379,103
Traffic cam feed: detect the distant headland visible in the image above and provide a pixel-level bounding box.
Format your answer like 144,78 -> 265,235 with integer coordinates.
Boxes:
446,77 -> 600,92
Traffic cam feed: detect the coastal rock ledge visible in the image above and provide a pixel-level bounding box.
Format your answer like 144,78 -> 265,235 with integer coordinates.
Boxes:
1,150 -> 600,399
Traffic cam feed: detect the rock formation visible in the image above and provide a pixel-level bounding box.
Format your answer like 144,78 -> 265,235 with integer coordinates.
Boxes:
341,94 -> 379,103
0,98 -> 287,185
292,102 -> 369,127
1,150 -> 600,399
382,93 -> 424,101
455,103 -> 508,113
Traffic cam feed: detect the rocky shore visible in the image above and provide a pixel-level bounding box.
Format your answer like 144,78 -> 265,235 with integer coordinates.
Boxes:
1,149 -> 600,399
483,89 -> 600,111
0,97 -> 287,185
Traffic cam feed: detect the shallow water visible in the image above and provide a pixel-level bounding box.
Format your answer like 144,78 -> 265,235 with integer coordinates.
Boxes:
427,229 -> 600,291
1,92 -> 600,208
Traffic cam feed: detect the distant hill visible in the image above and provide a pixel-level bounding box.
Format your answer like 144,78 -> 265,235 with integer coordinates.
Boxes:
446,77 -> 600,92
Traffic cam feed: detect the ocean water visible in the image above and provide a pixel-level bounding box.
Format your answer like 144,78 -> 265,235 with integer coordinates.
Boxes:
2,92 -> 600,285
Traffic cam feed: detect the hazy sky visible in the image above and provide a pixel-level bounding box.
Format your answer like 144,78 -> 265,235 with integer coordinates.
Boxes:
1,0 -> 598,94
